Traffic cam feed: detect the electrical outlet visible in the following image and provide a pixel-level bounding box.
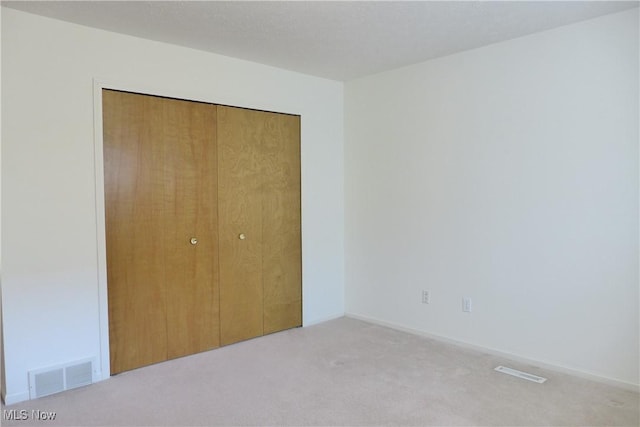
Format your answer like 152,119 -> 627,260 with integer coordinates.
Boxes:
422,290 -> 430,304
462,297 -> 472,313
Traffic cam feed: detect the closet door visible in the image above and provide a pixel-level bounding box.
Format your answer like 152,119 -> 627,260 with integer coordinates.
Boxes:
103,90 -> 168,374
262,113 -> 302,334
217,106 -> 301,345
162,98 -> 220,360
217,106 -> 265,345
103,90 -> 219,374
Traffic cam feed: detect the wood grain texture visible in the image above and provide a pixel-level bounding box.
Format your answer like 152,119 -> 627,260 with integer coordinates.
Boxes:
261,113 -> 302,334
162,99 -> 220,360
217,106 -> 265,345
103,90 -> 168,374
105,92 -> 299,366
103,90 -> 220,373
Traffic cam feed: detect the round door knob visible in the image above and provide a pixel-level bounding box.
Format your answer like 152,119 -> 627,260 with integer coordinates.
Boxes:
190,237 -> 198,245
238,233 -> 246,240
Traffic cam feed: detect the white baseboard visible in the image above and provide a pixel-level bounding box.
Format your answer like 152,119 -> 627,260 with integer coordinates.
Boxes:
303,312 -> 344,327
93,370 -> 105,382
2,390 -> 30,406
346,312 -> 640,393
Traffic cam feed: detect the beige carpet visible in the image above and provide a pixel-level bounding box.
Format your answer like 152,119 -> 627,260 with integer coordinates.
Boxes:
2,317 -> 638,426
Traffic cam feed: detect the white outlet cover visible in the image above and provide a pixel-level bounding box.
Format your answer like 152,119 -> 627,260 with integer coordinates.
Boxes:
422,290 -> 430,304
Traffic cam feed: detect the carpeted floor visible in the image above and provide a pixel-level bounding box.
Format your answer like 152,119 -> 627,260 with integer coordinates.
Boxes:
2,317 -> 638,426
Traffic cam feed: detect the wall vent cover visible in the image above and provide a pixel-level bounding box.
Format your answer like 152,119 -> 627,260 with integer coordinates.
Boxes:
29,358 -> 95,399
494,365 -> 547,383
31,368 -> 64,398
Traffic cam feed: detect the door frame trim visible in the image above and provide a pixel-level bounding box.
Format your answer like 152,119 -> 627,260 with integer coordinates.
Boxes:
92,79 -> 110,380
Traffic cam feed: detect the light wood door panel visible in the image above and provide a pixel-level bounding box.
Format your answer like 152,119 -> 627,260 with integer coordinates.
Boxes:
262,114 -> 302,334
105,91 -> 300,370
103,90 -> 219,373
217,106 -> 264,345
162,99 -> 220,359
103,90 -> 169,374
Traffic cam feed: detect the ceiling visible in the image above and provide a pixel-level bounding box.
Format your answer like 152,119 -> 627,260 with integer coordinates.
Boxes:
3,1 -> 638,81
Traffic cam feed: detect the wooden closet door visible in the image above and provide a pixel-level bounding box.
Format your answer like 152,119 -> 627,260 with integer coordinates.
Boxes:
161,98 -> 220,360
217,106 -> 301,345
262,113 -> 302,334
217,106 -> 265,345
103,90 -> 168,374
103,90 -> 219,374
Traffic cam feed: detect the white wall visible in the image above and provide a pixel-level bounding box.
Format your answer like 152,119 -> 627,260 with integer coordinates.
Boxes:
0,3 -> 4,401
345,9 -> 639,387
1,8 -> 344,404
